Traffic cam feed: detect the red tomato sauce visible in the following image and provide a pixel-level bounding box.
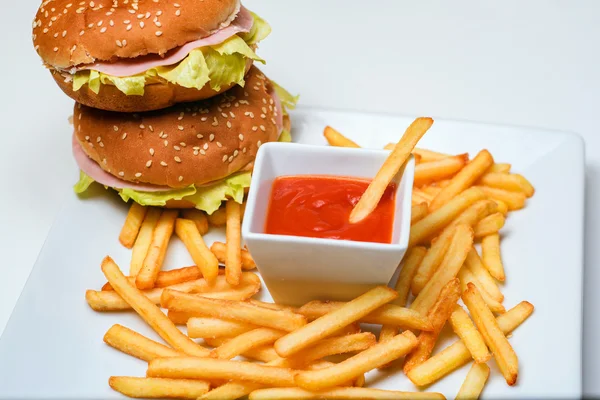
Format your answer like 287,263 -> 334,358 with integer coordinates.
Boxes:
264,175 -> 396,243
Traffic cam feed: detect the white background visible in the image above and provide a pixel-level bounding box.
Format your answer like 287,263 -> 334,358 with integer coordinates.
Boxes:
0,0 -> 598,396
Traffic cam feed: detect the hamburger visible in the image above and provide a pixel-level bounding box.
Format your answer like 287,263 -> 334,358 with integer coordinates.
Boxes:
32,0 -> 270,112
73,66 -> 296,213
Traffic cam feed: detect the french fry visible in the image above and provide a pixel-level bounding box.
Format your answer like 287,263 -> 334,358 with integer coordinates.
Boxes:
248,387 -> 445,400
225,200 -> 243,286
463,283 -> 518,385
481,234 -> 505,281
476,186 -> 526,211
479,173 -> 535,198
87,273 -> 259,311
294,331 -> 418,391
421,185 -> 442,197
413,154 -> 468,186
181,209 -> 209,235
437,199 -> 498,241
350,117 -> 433,223
494,199 -> 509,216
449,305 -> 490,363
100,256 -> 210,356
130,208 -> 161,276
297,301 -> 432,331
411,225 -> 473,315
102,266 -> 204,291
274,286 -> 397,357
465,248 -> 503,302
411,203 -> 429,225
413,187 -> 434,203
411,232 -> 453,296
455,362 -> 490,400
161,289 -> 307,332
119,203 -> 148,248
211,242 -> 257,270
187,317 -> 258,339
210,328 -> 286,360
286,332 -> 376,367
409,187 -> 485,246
147,357 -> 296,387
412,191 -> 430,206
380,247 -> 427,346
404,279 -> 461,372
136,210 -> 178,289
429,150 -> 494,212
109,377 -> 209,399
247,299 -> 297,313
487,163 -> 511,174
323,126 -> 360,148
175,218 -> 219,286
474,213 -> 505,239
407,301 -> 533,386
457,268 -> 505,313
413,148 -> 450,162
205,338 -> 282,363
103,324 -> 183,362
207,205 -> 227,226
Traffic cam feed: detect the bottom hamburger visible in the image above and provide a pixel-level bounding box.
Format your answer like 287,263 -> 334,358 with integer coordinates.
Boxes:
72,66 -> 296,214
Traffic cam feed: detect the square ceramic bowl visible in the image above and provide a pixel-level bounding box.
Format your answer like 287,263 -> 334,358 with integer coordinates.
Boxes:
241,142 -> 415,306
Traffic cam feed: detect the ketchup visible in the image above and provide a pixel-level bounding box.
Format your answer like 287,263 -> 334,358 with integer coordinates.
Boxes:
264,175 -> 396,244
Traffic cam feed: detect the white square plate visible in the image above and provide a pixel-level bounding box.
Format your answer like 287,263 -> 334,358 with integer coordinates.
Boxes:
0,108 -> 584,399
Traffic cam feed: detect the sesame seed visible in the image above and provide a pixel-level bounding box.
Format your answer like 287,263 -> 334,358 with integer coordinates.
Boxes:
89,1 -> 95,7
149,148 -> 155,156
79,30 -> 84,35
116,39 -> 122,47
154,21 -> 162,27
212,117 -> 219,126
239,134 -> 244,141
262,107 -> 267,113
97,20 -> 103,26
137,13 -> 144,18
100,27 -> 107,33
174,3 -> 180,7
156,10 -> 162,15
139,124 -> 145,129
126,24 -> 132,30
43,28 -> 49,33
201,117 -> 207,122
145,11 -> 151,18
146,160 -> 152,167
239,100 -> 249,105
252,126 -> 258,131
178,176 -> 183,182
124,19 -> 130,23
53,47 -> 58,52
271,118 -> 277,125
135,172 -> 142,178
164,140 -> 168,147
261,114 -> 266,119
193,150 -> 199,156
209,134 -> 215,141
257,140 -> 262,147
178,125 -> 184,131
102,158 -> 107,164
54,32 -> 59,38
269,98 -> 274,105
222,155 -> 227,162
196,134 -> 203,139
229,112 -> 235,118
118,171 -> 124,177
178,112 -> 184,120
148,125 -> 154,132
85,135 -> 90,140
216,142 -> 223,148
121,132 -> 127,139
226,121 -> 232,128
249,112 -> 254,118
174,156 -> 181,163
96,137 -> 102,143
234,150 -> 239,157
262,98 -> 267,104
203,143 -> 209,150
180,142 -> 187,147
221,112 -> 228,118
234,102 -> 239,107
175,9 -> 181,16
260,125 -> 266,132
109,20 -> 114,26
62,30 -> 67,37
228,156 -> 233,163
253,86 -> 259,91
174,145 -> 181,151
200,150 -> 206,155
122,39 -> 127,46
243,147 -> 247,153
139,21 -> 144,28
99,142 -> 104,147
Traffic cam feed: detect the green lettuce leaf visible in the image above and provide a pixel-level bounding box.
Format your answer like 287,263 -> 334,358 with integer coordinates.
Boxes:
271,80 -> 299,114
72,12 -> 269,97
240,12 -> 271,45
278,129 -> 292,143
73,170 -> 95,193
73,171 -> 252,215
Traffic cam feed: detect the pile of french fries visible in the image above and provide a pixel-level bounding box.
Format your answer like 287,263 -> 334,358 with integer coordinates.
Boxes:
84,118 -> 535,400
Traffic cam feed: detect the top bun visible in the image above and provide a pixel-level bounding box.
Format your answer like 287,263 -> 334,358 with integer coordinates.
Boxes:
32,0 -> 240,69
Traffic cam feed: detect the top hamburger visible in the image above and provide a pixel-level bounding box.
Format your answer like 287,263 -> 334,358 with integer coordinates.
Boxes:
32,0 -> 270,112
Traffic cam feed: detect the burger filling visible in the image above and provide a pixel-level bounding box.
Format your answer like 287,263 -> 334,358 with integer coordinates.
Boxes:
64,9 -> 270,96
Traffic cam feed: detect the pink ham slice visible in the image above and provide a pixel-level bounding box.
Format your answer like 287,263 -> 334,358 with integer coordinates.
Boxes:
73,88 -> 284,192
78,7 -> 253,77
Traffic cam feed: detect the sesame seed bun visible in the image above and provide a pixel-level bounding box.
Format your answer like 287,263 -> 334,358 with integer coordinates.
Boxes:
73,66 -> 283,189
51,58 -> 253,112
32,0 -> 240,68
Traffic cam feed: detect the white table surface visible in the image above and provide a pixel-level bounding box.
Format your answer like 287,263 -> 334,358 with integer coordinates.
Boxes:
0,0 -> 598,396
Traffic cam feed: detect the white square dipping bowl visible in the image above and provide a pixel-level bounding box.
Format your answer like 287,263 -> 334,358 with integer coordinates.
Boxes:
241,142 -> 415,306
